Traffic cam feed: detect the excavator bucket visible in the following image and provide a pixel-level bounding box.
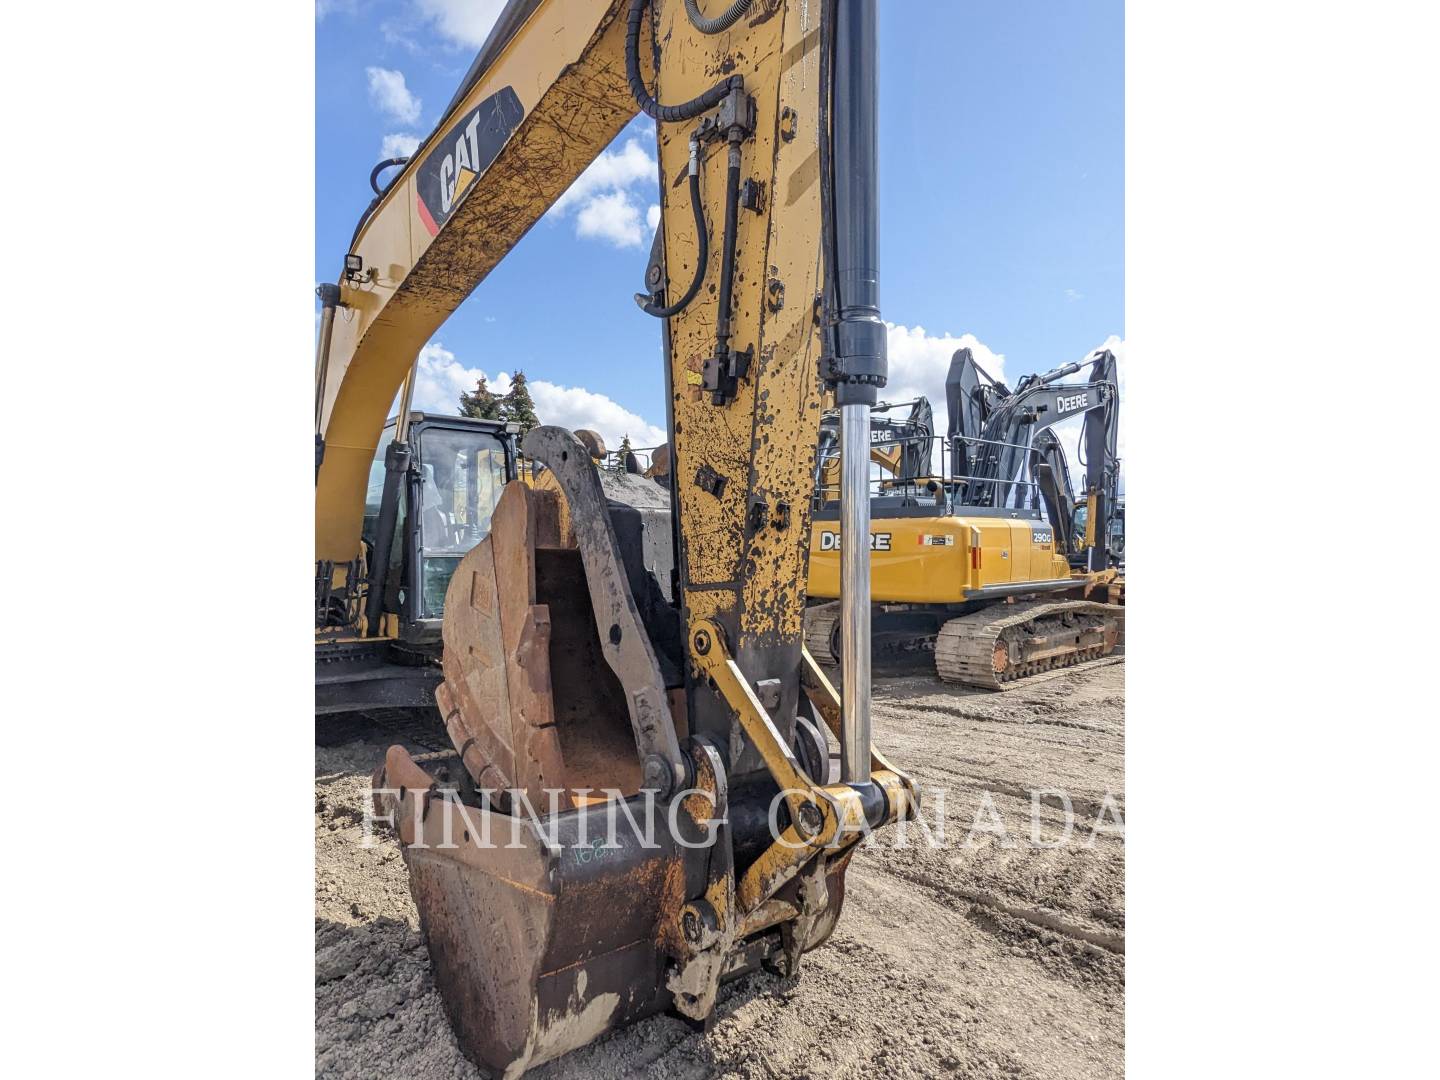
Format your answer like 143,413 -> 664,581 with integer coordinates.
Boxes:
377,740 -> 856,1077
375,429 -> 915,1077
378,747 -> 695,1077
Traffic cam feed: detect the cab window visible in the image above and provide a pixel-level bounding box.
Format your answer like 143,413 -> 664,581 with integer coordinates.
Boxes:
416,427 -> 508,617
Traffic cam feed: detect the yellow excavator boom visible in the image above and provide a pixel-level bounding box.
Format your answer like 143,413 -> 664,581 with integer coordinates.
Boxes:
316,0 -> 643,563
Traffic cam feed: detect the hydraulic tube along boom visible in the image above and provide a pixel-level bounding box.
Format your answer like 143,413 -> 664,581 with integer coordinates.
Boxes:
828,0 -> 886,785
314,283 -> 341,478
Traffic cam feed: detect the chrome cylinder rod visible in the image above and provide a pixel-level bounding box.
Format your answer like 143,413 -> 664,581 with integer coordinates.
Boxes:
839,401 -> 872,783
314,284 -> 341,435
314,283 -> 341,479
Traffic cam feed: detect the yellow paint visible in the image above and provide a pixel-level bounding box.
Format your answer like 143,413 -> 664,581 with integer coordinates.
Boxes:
648,0 -> 828,651
808,514 -> 1071,603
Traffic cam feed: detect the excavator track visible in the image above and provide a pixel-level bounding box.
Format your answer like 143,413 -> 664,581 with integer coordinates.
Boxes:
935,599 -> 1124,690
804,602 -> 842,664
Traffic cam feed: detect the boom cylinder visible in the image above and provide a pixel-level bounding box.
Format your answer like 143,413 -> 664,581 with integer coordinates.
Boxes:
363,360 -> 418,637
314,283 -> 341,477
1035,360 -> 1082,386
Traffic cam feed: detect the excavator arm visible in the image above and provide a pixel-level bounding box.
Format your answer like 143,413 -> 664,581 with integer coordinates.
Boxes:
946,346 -> 1121,569
1032,427 -> 1077,554
322,2 -> 915,1074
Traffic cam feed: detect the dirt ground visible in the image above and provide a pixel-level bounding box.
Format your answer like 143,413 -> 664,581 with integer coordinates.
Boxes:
315,660 -> 1124,1079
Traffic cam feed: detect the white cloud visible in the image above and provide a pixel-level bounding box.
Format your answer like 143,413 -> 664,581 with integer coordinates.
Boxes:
575,191 -> 646,249
415,0 -> 507,48
884,322 -> 1008,427
550,139 -> 655,216
380,133 -> 421,160
546,138 -> 658,249
646,204 -> 661,231
408,342 -> 668,451
365,67 -> 421,124
525,379 -> 667,449
858,323 -> 1005,477
411,342 -> 484,415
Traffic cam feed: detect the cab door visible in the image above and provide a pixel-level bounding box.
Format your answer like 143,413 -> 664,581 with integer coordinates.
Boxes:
409,424 -> 510,626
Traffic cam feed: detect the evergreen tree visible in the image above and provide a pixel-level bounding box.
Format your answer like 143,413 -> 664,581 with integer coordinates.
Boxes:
459,375 -> 502,420
500,370 -> 540,434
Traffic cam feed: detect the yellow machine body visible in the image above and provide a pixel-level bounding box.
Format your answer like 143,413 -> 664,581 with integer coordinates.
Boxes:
809,514 -> 1073,603
802,391 -> 1122,688
314,1 -> 919,1075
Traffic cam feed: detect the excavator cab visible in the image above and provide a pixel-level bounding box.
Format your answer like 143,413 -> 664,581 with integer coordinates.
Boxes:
316,413 -> 519,715
378,415 -> 515,633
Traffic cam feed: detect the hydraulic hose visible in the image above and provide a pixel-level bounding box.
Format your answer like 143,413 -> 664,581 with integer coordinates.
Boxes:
350,157 -> 414,250
638,144 -> 709,317
712,136 -> 744,352
684,0 -> 755,35
626,0 -> 738,122
369,156 -> 410,196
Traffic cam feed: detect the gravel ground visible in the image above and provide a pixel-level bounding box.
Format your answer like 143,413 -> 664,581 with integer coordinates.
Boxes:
316,660 -> 1124,1079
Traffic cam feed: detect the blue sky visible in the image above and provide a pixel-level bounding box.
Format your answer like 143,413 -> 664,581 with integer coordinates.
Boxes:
316,0 -> 1123,451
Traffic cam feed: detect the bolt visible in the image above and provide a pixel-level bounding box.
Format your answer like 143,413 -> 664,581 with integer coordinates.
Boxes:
642,755 -> 673,797
693,629 -> 711,655
795,801 -> 823,838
